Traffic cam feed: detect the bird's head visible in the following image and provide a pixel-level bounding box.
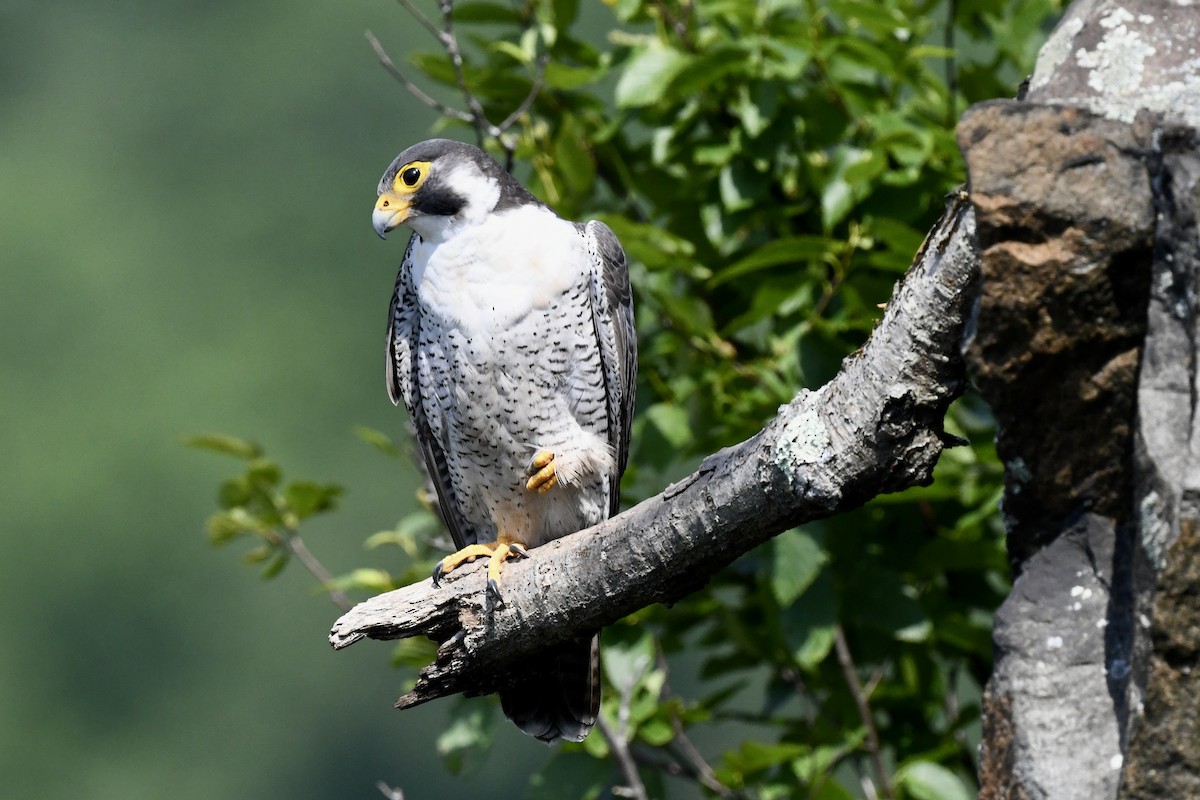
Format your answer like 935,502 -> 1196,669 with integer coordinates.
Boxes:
372,139 -> 540,241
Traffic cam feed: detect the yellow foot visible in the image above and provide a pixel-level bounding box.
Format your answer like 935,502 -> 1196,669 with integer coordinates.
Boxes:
526,450 -> 559,494
485,541 -> 529,613
431,539 -> 530,612
431,543 -> 495,587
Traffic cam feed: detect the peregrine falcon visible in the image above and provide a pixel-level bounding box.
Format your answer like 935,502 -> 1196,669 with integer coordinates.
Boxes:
371,139 -> 636,743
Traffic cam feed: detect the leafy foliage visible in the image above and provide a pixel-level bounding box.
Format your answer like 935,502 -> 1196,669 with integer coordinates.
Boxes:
186,433 -> 344,581
195,0 -> 1059,796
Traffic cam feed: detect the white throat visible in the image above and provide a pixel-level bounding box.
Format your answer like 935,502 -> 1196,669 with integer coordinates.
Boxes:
409,204 -> 584,336
408,163 -> 502,243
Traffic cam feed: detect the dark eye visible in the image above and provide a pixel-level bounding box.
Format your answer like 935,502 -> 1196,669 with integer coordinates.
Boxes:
401,167 -> 422,187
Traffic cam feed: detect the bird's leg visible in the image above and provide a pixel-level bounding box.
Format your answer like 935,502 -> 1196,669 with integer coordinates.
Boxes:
525,449 -> 559,494
431,535 -> 530,612
431,543 -> 496,586
485,535 -> 530,613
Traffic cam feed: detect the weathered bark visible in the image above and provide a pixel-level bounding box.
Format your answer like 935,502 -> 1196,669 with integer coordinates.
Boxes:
961,0 -> 1200,796
330,196 -> 981,708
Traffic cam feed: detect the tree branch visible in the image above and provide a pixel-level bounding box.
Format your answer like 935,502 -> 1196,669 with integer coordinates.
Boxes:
371,1 -> 546,168
436,0 -> 498,145
329,193 -> 980,709
834,625 -> 892,800
598,651 -> 651,800
598,717 -> 650,800
364,30 -> 474,124
284,530 -> 353,612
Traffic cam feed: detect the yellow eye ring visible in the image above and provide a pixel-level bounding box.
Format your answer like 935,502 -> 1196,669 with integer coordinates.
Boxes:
392,160 -> 431,193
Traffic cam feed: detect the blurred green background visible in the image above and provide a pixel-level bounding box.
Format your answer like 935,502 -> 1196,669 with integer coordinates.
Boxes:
1,2 -> 565,797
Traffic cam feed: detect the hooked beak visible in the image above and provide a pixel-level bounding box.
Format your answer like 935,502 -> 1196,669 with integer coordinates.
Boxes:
372,194 -> 410,239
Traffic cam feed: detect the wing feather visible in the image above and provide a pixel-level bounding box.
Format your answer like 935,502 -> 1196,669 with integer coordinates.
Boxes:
387,235 -> 475,550
582,220 -> 637,516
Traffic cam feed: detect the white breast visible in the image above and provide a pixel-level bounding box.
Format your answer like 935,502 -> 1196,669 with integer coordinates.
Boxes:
411,205 -> 585,336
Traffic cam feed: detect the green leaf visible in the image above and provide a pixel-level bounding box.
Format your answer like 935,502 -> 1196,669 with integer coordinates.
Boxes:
606,0 -> 642,23
644,402 -> 691,449
770,528 -> 828,607
217,475 -> 253,509
245,457 -> 282,489
408,51 -> 459,87
550,0 -> 579,30
614,44 -> 691,108
781,571 -> 837,670
543,61 -> 601,90
791,734 -> 863,782
437,698 -> 497,775
327,568 -> 394,594
906,44 -> 957,61
821,147 -> 876,230
242,544 -> 274,565
526,752 -> 612,800
206,508 -> 258,545
896,761 -> 974,800
353,425 -> 403,458
554,115 -> 595,194
821,178 -> 856,232
581,723 -> 610,758
846,569 -> 932,642
490,40 -> 532,65
760,37 -> 813,80
592,214 -> 695,269
390,637 -> 439,671
810,777 -> 857,800
732,85 -> 773,138
719,161 -> 770,212
666,43 -> 747,96
284,480 -> 343,520
638,716 -> 673,745
726,740 -> 808,774
601,626 -> 656,685
711,237 -> 831,286
184,433 -> 262,460
260,552 -> 289,580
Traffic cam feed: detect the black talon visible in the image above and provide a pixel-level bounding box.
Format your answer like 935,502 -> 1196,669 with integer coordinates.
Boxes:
509,543 -> 530,560
431,560 -> 446,587
485,577 -> 502,613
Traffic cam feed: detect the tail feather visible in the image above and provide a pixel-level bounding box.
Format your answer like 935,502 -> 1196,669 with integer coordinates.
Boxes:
499,634 -> 600,744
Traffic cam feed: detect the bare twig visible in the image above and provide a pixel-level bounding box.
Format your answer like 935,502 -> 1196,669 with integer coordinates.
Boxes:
497,54 -> 549,133
436,0 -> 497,144
598,658 -> 651,800
251,472 -> 353,611
598,716 -> 650,800
365,30 -> 473,123
833,625 -> 892,800
494,52 -> 550,170
863,663 -> 887,699
667,717 -> 739,798
651,0 -> 694,50
628,746 -> 689,780
373,0 -> 546,165
393,0 -> 441,39
654,647 -> 740,799
284,531 -> 353,612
